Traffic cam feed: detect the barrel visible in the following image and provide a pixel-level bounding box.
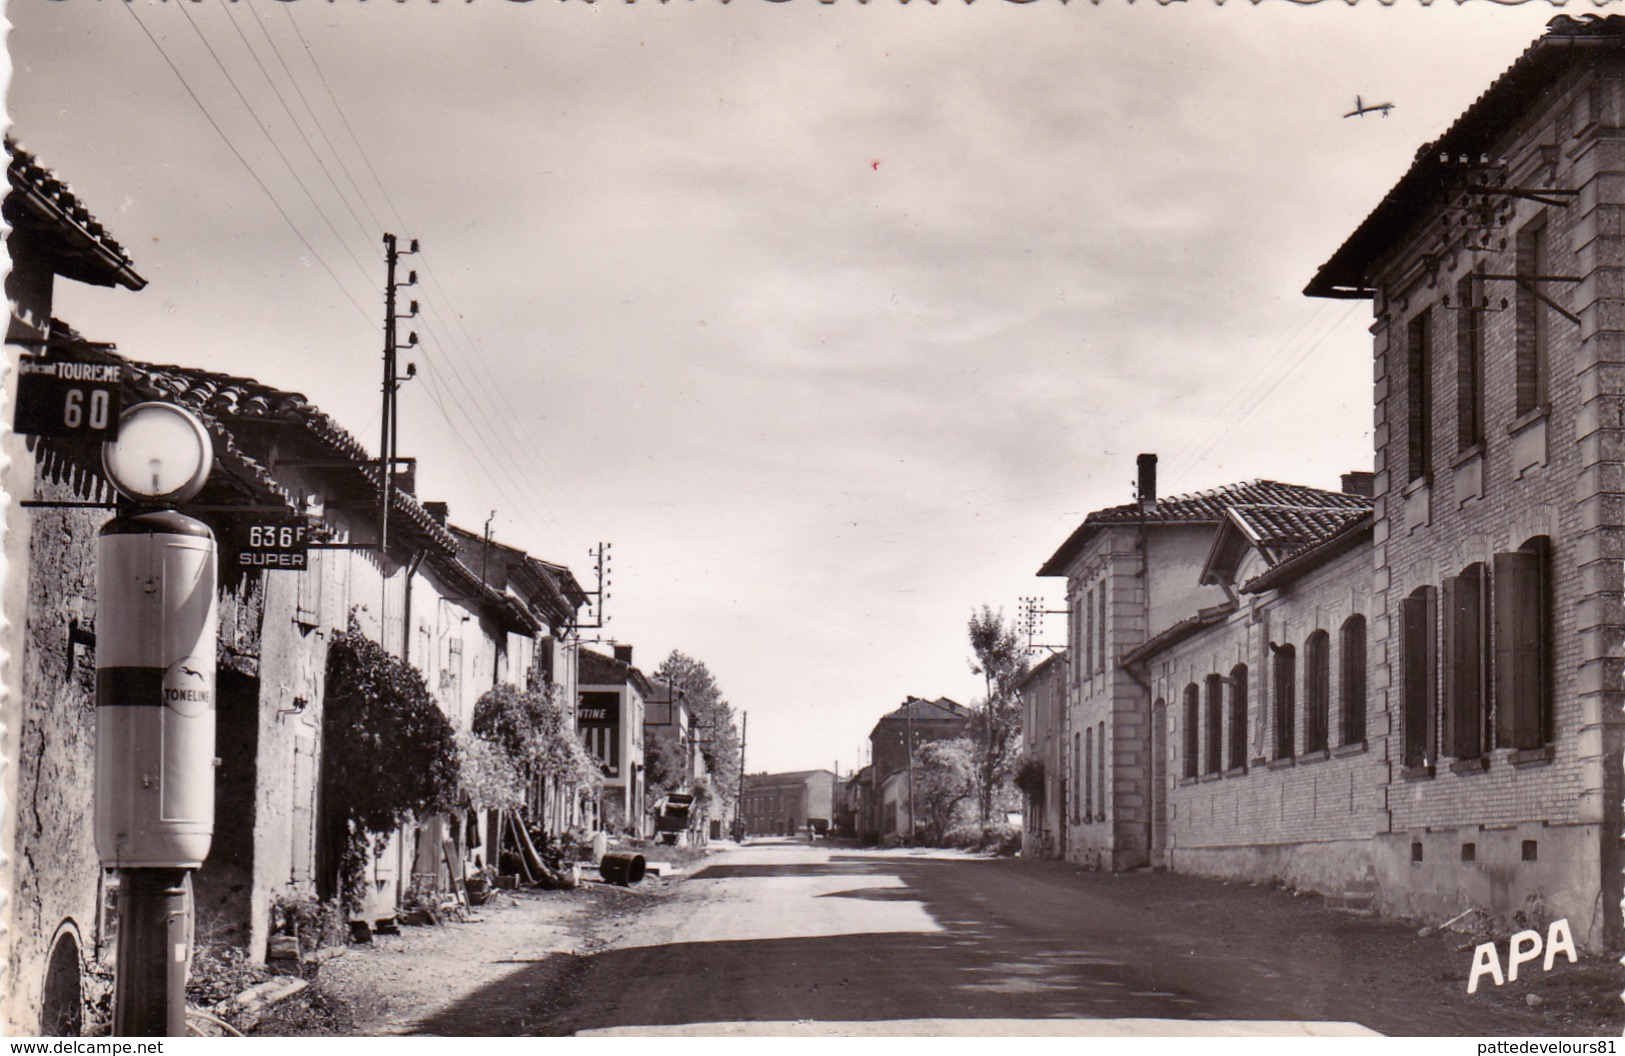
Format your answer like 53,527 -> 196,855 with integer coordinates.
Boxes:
599,851 -> 646,885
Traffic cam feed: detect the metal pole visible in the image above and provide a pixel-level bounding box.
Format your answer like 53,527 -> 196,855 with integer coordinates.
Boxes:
737,712 -> 747,838
113,870 -> 189,1037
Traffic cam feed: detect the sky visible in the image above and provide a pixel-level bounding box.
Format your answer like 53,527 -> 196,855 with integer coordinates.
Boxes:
4,0 -> 1562,776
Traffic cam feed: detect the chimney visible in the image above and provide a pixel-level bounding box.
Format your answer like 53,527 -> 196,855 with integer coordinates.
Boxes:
1340,471 -> 1375,499
1136,453 -> 1158,513
423,501 -> 448,525
613,644 -> 633,666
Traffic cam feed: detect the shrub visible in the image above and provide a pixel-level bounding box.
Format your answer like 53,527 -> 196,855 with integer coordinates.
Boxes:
322,621 -> 460,913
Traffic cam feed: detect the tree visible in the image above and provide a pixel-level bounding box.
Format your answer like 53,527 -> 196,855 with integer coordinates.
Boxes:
654,651 -> 741,816
968,605 -> 1029,827
912,738 -> 977,845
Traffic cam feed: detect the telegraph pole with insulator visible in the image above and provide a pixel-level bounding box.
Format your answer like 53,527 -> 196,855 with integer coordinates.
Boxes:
379,233 -> 419,557
96,402 -> 218,1036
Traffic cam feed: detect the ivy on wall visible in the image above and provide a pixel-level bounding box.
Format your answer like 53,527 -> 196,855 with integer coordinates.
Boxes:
322,620 -> 460,912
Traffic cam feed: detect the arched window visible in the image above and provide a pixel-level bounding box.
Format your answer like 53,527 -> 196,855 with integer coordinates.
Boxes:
1340,616 -> 1367,746
1072,731 -> 1082,821
1272,644 -> 1296,760
1183,683 -> 1200,779
1229,664 -> 1249,770
1305,631 -> 1330,754
1204,674 -> 1224,774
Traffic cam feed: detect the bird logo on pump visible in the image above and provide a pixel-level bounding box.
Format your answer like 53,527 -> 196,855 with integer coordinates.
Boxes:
162,657 -> 214,718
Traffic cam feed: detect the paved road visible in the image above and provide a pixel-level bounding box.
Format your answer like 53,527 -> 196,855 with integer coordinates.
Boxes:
415,840 -> 1576,1036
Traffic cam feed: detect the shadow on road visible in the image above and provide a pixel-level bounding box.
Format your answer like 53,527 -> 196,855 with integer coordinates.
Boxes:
411,852 -> 1418,1036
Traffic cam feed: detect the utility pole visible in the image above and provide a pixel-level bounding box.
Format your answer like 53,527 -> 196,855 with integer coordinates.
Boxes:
736,712 -> 747,840
906,700 -> 915,845
379,233 -> 418,558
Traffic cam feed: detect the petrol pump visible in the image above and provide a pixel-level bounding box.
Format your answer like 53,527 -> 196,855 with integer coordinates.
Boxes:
95,402 -> 217,1037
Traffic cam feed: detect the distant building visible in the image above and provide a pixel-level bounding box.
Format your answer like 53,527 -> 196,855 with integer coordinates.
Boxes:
1016,653 -> 1068,860
740,770 -> 837,837
861,696 -> 969,844
578,645 -> 651,836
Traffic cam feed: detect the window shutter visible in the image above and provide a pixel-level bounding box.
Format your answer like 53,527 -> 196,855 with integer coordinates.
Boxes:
1442,572 -> 1483,759
1401,589 -> 1435,768
1494,548 -> 1546,749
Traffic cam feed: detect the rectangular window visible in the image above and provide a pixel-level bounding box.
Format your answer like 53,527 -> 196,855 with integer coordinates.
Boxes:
1084,727 -> 1093,819
1097,721 -> 1105,817
1494,540 -> 1553,749
1272,645 -> 1296,760
1097,586 -> 1108,675
1407,309 -> 1433,483
1456,270 -> 1485,451
1401,587 -> 1438,769
1073,731 -> 1083,821
1516,217 -> 1551,417
1084,589 -> 1094,676
1443,565 -> 1488,759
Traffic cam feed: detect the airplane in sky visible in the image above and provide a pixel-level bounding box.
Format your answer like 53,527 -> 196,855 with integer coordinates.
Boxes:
1344,95 -> 1396,119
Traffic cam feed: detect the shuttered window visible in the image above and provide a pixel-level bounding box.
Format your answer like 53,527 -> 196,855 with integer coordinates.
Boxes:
1272,645 -> 1296,760
1183,684 -> 1200,779
1305,631 -> 1330,753
1229,664 -> 1249,770
1340,615 -> 1367,746
1401,587 -> 1438,769
1204,675 -> 1223,774
1443,564 -> 1488,760
1494,539 -> 1552,749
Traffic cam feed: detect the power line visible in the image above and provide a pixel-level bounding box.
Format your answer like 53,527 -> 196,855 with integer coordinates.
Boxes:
122,1 -> 376,329
172,0 -> 375,287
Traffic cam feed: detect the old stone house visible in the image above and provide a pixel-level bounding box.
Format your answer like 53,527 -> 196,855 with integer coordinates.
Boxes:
0,143 -> 590,1034
1016,652 -> 1068,860
1127,493 -> 1380,898
578,645 -> 650,836
1037,458 -> 1372,872
1305,13 -> 1625,947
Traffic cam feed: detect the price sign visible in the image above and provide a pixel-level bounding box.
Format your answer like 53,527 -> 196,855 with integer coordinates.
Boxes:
230,516 -> 310,570
14,356 -> 123,439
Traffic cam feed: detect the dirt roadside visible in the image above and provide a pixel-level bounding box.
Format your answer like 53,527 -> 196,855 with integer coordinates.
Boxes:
245,877 -> 677,1036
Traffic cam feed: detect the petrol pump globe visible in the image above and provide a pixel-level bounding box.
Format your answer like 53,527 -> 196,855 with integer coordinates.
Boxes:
101,401 -> 213,504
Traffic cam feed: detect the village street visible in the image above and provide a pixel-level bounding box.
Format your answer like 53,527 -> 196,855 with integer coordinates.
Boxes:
357,841 -> 1618,1037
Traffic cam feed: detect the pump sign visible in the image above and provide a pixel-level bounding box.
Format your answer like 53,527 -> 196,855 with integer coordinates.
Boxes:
230,516 -> 309,570
14,356 -> 123,439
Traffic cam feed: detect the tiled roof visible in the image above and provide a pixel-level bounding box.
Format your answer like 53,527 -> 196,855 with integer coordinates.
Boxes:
1039,479 -> 1369,576
24,330 -> 456,554
1241,511 -> 1374,595
1308,15 -> 1625,298
878,696 -> 968,723
1226,503 -> 1372,566
5,138 -> 144,290
1120,602 -> 1238,667
131,358 -> 457,552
